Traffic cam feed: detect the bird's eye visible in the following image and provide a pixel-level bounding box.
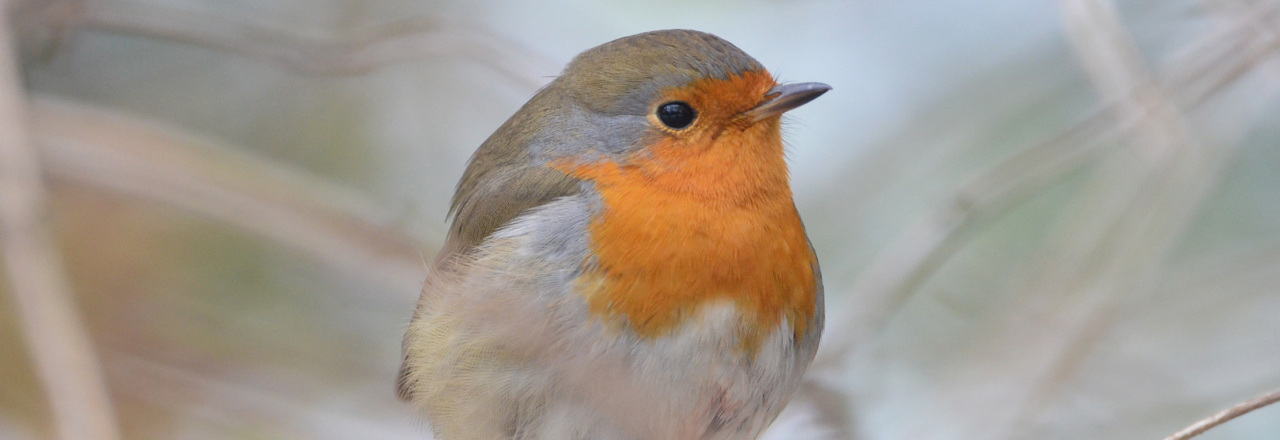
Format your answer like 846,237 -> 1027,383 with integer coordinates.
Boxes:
656,101 -> 696,129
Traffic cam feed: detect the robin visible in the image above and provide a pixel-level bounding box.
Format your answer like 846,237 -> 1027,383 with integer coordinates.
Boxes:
398,29 -> 828,440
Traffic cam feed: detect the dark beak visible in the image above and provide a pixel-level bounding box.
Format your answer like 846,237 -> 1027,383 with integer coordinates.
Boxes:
744,82 -> 831,122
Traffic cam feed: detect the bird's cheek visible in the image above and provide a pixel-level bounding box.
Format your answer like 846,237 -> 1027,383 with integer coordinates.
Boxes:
640,136 -> 694,163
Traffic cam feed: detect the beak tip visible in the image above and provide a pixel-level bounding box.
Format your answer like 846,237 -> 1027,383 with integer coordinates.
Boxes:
798,82 -> 833,94
746,81 -> 832,121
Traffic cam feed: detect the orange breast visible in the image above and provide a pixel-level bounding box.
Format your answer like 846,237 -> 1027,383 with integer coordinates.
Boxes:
554,113 -> 817,353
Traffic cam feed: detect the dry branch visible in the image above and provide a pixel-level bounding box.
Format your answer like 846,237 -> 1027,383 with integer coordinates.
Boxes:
72,0 -> 557,89
29,97 -> 430,294
986,0 -> 1235,437
0,6 -> 121,440
814,0 -> 1280,368
807,0 -> 1275,436
1164,387 -> 1280,440
814,110 -> 1120,368
108,353 -> 424,440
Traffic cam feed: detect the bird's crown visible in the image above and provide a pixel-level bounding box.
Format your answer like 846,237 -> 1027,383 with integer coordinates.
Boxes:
559,29 -> 766,116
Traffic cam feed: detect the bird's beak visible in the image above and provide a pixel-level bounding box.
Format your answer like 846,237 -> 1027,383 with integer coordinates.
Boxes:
744,82 -> 832,123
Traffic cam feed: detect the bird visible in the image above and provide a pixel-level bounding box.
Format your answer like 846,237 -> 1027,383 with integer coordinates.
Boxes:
398,29 -> 828,440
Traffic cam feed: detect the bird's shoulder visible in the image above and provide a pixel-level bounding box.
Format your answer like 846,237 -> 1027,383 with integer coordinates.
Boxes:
442,157 -> 581,259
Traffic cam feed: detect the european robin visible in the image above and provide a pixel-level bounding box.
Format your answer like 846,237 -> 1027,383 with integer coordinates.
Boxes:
398,29 -> 828,440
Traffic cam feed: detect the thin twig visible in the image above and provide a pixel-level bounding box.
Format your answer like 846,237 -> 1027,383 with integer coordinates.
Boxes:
817,0 -> 1269,435
108,353 -> 425,440
814,0 -> 1280,367
29,97 -> 430,294
71,0 -> 556,89
813,109 -> 1120,367
1163,2 -> 1280,111
1164,387 -> 1280,440
986,0 -> 1236,437
0,5 -> 121,440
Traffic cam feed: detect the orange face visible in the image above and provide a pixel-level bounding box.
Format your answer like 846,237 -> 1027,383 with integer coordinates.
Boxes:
554,70 -> 818,353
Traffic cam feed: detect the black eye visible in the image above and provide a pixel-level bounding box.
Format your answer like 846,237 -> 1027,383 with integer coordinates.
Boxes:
656,101 -> 696,129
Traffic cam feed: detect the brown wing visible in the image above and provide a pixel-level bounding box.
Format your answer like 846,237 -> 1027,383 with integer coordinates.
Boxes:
397,75 -> 588,401
443,164 -> 581,258
397,159 -> 580,401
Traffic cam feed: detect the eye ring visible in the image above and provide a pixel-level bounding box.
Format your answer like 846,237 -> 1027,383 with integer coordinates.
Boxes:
655,101 -> 697,130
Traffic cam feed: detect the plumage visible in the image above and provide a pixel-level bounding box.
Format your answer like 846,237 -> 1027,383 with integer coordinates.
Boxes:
399,29 -> 827,440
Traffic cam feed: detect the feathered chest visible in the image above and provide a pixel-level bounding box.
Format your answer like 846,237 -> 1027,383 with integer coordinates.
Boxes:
554,151 -> 818,353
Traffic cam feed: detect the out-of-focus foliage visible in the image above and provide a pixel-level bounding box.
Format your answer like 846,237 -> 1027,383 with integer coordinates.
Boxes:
2,0 -> 1279,439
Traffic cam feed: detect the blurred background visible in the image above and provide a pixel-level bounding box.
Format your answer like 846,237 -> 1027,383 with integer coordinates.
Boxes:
2,0 -> 1279,439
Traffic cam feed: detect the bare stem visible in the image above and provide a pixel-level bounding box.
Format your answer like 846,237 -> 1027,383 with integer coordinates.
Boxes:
815,0 -> 1278,367
1164,387 -> 1280,440
73,0 -> 557,89
30,97 -> 430,294
0,4 -> 121,440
